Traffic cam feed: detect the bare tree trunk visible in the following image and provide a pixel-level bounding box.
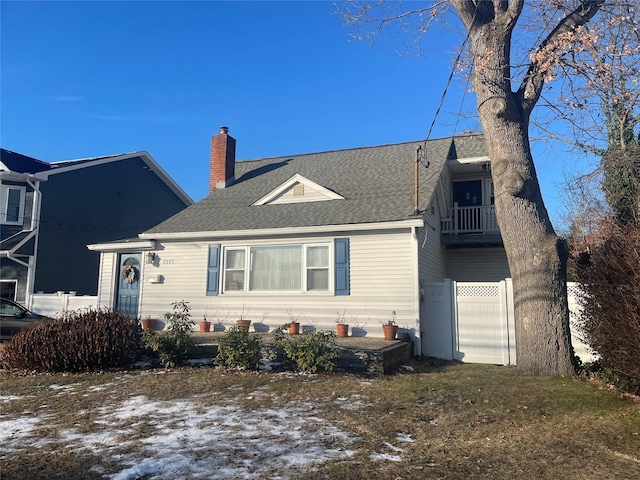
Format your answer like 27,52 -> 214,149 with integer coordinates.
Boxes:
481,109 -> 575,376
451,0 -> 593,375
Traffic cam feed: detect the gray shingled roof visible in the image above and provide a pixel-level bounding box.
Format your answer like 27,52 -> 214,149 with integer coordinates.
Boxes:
144,134 -> 486,234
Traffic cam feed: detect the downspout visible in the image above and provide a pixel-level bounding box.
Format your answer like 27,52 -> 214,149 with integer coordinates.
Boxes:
411,225 -> 422,356
24,175 -> 43,303
413,146 -> 421,215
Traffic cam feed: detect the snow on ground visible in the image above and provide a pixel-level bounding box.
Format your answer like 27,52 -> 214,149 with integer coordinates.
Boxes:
0,387 -> 363,480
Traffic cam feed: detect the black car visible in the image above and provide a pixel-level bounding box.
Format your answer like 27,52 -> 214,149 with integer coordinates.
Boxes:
0,298 -> 47,340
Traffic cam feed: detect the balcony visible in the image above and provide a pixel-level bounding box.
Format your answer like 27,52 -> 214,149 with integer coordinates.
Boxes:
440,204 -> 502,247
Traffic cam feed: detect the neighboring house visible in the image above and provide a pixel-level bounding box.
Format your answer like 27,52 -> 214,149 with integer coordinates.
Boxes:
89,127 -> 508,355
1,149 -> 193,303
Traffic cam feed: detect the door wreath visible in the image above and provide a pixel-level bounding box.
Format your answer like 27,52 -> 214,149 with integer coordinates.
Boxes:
121,265 -> 138,284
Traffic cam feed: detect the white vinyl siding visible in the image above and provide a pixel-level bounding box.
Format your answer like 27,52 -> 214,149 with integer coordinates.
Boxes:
446,248 -> 510,281
418,204 -> 448,281
133,230 -> 418,337
96,252 -> 117,307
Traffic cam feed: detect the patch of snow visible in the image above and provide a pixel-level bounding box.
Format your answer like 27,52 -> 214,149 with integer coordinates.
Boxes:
396,432 -> 415,443
0,416 -> 45,451
1,388 -> 359,479
334,394 -> 373,411
383,441 -> 404,452
186,358 -> 212,366
49,383 -> 78,391
0,395 -> 23,402
370,452 -> 403,462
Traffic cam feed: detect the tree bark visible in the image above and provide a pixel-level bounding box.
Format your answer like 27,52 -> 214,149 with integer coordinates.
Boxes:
451,0 -> 602,375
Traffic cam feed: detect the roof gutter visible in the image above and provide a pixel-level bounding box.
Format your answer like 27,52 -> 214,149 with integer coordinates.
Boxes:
138,218 -> 425,241
87,239 -> 157,252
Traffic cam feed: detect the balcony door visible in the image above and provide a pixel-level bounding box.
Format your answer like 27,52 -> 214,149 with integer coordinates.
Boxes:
453,180 -> 482,231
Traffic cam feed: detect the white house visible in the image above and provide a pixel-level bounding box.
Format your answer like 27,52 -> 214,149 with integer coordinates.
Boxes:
88,127 -> 508,356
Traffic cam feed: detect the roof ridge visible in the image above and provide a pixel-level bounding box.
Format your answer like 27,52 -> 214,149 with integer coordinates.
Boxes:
51,151 -> 145,164
240,136 -> 462,164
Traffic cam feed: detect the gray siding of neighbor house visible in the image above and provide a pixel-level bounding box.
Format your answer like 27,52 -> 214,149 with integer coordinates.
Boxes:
0,260 -> 28,301
34,156 -> 190,295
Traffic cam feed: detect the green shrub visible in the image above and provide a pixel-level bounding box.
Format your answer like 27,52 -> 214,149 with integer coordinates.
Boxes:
141,301 -> 196,368
0,309 -> 142,373
215,326 -> 263,370
274,325 -> 339,373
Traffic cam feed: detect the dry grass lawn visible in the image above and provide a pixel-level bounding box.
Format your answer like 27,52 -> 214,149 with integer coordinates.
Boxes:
1,359 -> 639,479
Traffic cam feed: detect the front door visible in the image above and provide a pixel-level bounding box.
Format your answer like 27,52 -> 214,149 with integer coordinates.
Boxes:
116,254 -> 141,318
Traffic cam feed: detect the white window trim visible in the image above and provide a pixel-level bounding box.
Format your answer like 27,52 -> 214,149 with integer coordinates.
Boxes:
1,185 -> 26,225
221,242 -> 333,295
483,178 -> 494,205
0,280 -> 18,300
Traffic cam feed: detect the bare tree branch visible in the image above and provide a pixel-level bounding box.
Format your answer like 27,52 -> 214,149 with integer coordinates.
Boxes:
518,0 -> 604,115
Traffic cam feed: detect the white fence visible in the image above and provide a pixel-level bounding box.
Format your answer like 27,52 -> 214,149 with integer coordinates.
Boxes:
27,292 -> 101,319
421,279 -> 596,365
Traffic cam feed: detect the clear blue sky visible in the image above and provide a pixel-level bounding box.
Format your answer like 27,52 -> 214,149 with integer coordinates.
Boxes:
1,1 -> 572,226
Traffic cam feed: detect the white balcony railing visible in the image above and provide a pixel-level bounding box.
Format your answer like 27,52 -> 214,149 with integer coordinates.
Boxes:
441,203 -> 499,235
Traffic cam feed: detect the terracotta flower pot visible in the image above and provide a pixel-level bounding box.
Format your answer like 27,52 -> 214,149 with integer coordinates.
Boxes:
199,321 -> 211,333
336,324 -> 349,337
288,322 -> 300,335
141,318 -> 157,330
237,319 -> 251,331
382,324 -> 398,341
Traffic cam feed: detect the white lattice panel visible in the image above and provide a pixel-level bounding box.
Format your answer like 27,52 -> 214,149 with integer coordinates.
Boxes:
426,285 -> 444,298
457,285 -> 500,297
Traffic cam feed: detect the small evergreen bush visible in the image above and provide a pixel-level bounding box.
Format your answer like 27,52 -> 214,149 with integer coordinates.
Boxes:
273,325 -> 339,373
141,300 -> 196,368
215,326 -> 263,370
0,309 -> 141,373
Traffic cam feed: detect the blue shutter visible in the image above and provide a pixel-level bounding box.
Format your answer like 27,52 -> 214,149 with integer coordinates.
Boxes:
334,238 -> 350,296
206,244 -> 221,296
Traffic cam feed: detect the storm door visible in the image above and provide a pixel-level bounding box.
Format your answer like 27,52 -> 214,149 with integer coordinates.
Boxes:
116,254 -> 141,318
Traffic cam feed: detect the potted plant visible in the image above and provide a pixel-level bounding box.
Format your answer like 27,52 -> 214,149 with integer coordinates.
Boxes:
200,308 -> 217,332
141,316 -> 157,330
199,315 -> 211,333
335,309 -> 349,337
236,305 -> 252,331
286,309 -> 301,335
382,311 -> 398,340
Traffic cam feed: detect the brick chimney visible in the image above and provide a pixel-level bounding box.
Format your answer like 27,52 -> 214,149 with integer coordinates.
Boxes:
210,126 -> 236,192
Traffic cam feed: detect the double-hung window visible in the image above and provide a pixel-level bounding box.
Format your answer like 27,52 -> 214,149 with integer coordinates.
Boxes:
222,243 -> 330,293
305,245 -> 329,291
224,249 -> 246,291
1,186 -> 26,224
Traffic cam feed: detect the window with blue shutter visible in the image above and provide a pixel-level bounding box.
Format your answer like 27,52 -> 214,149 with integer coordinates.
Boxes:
334,238 -> 350,296
206,244 -> 221,296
